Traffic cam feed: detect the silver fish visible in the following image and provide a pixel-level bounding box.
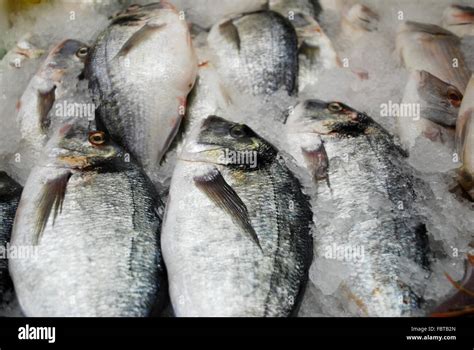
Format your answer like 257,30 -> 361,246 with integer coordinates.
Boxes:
9,124 -> 165,316
398,70 -> 462,149
286,100 -> 431,316
456,75 -> 474,199
86,2 -> 198,171
270,1 -> 340,92
442,4 -> 474,38
0,172 -> 21,307
207,11 -> 299,97
162,116 -> 313,316
396,21 -> 471,93
17,39 -> 89,153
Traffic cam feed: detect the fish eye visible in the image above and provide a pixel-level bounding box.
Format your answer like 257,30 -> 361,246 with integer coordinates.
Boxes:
88,131 -> 106,146
76,46 -> 89,59
328,102 -> 343,112
447,88 -> 462,107
230,125 -> 246,139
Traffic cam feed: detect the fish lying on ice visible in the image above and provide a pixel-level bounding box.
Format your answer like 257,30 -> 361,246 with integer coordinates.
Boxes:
0,172 -> 22,307
396,21 -> 471,93
269,0 -> 340,92
207,10 -> 299,97
456,75 -> 474,200
9,124 -> 166,316
86,2 -> 198,171
16,39 -> 89,154
397,70 -> 462,150
285,100 -> 432,316
442,4 -> 474,38
162,116 -> 313,316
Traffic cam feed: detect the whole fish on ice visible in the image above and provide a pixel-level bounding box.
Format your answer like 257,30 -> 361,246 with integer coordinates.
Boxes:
9,124 -> 166,316
162,116 -> 313,316
86,2 -> 198,171
285,100 -> 432,316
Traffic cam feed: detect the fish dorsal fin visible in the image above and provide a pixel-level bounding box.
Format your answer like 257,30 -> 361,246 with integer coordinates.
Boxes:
34,171 -> 72,244
114,22 -> 167,59
37,85 -> 56,132
194,168 -> 261,250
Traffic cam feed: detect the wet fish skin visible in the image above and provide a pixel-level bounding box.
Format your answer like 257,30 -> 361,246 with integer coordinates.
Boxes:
442,4 -> 474,38
397,70 -> 461,149
456,75 -> 474,199
0,172 -> 22,306
9,124 -> 165,317
162,116 -> 313,316
286,100 -> 431,316
208,10 -> 299,97
86,2 -> 198,171
396,21 -> 471,93
269,1 -> 340,92
17,39 -> 89,153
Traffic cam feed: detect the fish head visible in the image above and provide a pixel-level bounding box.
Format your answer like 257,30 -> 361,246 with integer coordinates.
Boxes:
414,70 -> 462,126
41,39 -> 89,88
181,115 -> 277,168
343,3 -> 379,32
286,99 -> 370,137
44,124 -> 123,170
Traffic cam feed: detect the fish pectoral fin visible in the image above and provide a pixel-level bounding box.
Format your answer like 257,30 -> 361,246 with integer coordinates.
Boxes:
301,143 -> 329,183
193,168 -> 261,250
34,171 -> 72,244
114,22 -> 167,59
218,19 -> 241,52
430,254 -> 474,317
37,85 -> 56,132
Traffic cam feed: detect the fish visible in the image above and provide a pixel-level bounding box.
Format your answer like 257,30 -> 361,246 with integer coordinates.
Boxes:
431,254 -> 474,317
456,75 -> 474,200
207,10 -> 299,97
341,3 -> 379,40
0,172 -> 22,307
9,123 -> 166,316
269,1 -> 340,92
86,2 -> 198,171
285,100 -> 431,316
161,115 -> 313,316
442,4 -> 474,38
16,39 -> 89,154
397,70 -> 462,150
396,21 -> 471,93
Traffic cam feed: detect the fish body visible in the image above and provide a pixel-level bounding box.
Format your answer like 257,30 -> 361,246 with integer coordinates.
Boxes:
162,116 -> 313,316
86,2 -> 198,170
0,172 -> 21,306
396,21 -> 471,93
9,125 -> 165,316
208,11 -> 299,97
397,70 -> 461,149
286,100 -> 431,316
456,75 -> 474,199
17,39 -> 89,153
442,5 -> 474,38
